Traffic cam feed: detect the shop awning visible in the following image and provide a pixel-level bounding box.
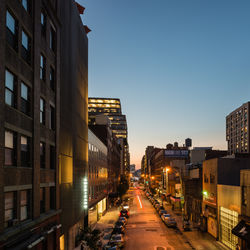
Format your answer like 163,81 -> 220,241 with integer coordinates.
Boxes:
232,220 -> 250,242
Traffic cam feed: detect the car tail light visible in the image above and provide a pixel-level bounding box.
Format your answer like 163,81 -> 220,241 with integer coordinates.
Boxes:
119,212 -> 121,216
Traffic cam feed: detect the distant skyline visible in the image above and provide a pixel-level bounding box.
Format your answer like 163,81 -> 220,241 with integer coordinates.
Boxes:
80,0 -> 250,169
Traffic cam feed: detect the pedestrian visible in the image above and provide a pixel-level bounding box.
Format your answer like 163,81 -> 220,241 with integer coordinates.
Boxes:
236,243 -> 240,250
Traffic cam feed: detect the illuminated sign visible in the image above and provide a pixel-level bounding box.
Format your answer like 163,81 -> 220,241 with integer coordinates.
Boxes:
83,177 -> 88,209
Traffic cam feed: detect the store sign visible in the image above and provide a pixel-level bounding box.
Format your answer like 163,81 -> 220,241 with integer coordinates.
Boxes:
164,150 -> 189,157
83,177 -> 88,209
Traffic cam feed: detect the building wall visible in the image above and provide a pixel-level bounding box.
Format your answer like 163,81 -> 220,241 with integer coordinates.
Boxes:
226,102 -> 250,154
0,0 -> 61,249
241,169 -> 250,217
88,129 -> 108,213
59,0 -> 88,249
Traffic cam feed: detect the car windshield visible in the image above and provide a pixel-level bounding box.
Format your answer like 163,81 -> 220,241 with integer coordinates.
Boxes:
163,214 -> 171,217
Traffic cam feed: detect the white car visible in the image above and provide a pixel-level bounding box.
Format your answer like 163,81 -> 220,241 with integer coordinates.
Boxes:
161,213 -> 171,222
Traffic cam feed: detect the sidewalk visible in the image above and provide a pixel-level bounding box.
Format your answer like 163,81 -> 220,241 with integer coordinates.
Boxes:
94,206 -> 120,232
162,202 -> 229,250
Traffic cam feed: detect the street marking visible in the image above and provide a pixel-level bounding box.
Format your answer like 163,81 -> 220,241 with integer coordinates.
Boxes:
137,195 -> 143,208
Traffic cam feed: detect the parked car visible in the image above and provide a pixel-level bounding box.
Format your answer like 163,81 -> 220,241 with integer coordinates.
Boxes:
155,204 -> 161,210
109,234 -> 125,248
120,209 -> 129,218
112,227 -> 125,235
165,217 -> 177,228
159,209 -> 168,216
118,217 -> 127,225
161,213 -> 171,222
115,221 -> 125,228
156,205 -> 164,212
122,203 -> 129,210
103,243 -> 119,250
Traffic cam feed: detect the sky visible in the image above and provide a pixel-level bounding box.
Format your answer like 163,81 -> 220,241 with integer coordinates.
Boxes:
79,0 -> 250,169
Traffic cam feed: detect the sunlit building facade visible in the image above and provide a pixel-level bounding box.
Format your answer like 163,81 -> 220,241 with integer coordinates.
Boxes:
226,102 -> 250,154
88,98 -> 128,139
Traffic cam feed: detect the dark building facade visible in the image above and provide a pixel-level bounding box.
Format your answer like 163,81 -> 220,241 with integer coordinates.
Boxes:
89,124 -> 121,196
0,0 -> 61,249
88,129 -> 108,227
59,0 -> 88,249
226,102 -> 250,154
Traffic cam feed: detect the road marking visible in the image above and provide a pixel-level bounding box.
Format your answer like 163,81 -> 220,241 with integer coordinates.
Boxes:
137,195 -> 143,208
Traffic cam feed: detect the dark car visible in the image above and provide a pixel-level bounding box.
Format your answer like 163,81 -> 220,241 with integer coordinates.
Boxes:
120,209 -> 129,218
159,209 -> 167,216
112,227 -> 125,235
115,221 -> 125,228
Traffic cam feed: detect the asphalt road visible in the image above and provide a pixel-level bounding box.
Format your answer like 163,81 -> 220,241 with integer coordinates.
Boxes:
124,187 -> 193,250
123,187 -> 226,250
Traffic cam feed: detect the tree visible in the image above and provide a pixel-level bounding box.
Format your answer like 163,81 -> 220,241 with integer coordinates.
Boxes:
77,226 -> 102,250
117,175 -> 129,199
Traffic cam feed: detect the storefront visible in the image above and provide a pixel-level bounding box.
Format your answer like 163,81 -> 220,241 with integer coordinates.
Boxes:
97,198 -> 107,220
219,207 -> 238,249
88,197 -> 107,226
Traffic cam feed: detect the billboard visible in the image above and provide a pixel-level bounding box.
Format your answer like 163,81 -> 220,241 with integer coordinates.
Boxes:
164,150 -> 189,157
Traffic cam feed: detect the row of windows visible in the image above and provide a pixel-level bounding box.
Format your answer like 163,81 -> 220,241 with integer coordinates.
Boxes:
89,184 -> 107,200
4,187 -> 56,229
4,129 -> 56,169
204,173 -> 215,183
6,8 -> 56,57
5,69 -> 30,115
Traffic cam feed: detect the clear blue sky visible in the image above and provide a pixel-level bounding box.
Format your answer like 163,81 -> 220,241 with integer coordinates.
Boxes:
80,0 -> 250,169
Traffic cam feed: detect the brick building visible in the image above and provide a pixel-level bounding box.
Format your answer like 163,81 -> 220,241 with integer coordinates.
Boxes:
0,0 -> 61,249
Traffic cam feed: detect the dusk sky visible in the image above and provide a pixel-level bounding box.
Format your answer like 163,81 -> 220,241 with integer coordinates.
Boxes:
80,0 -> 250,169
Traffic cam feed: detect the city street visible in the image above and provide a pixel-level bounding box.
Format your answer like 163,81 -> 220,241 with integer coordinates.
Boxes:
123,187 -> 226,250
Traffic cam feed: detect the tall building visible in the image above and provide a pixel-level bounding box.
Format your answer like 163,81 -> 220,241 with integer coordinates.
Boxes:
88,98 -> 128,139
0,0 -> 61,249
226,102 -> 250,154
59,1 -> 88,249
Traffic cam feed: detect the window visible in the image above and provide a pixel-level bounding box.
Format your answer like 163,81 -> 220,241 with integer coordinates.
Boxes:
6,11 -> 18,50
50,26 -> 56,52
242,186 -> 247,206
50,67 -> 55,90
50,145 -> 55,169
21,30 -> 31,63
40,55 -> 46,80
40,188 -> 45,213
4,192 -> 17,228
49,105 -> 55,130
20,190 -> 30,221
21,0 -> 31,13
40,98 -> 45,124
41,12 -> 46,37
210,174 -> 215,184
40,142 -> 45,168
5,130 -> 16,166
50,186 -> 56,210
5,70 -> 16,107
21,136 -> 30,167
21,82 -> 30,115
204,174 -> 209,183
